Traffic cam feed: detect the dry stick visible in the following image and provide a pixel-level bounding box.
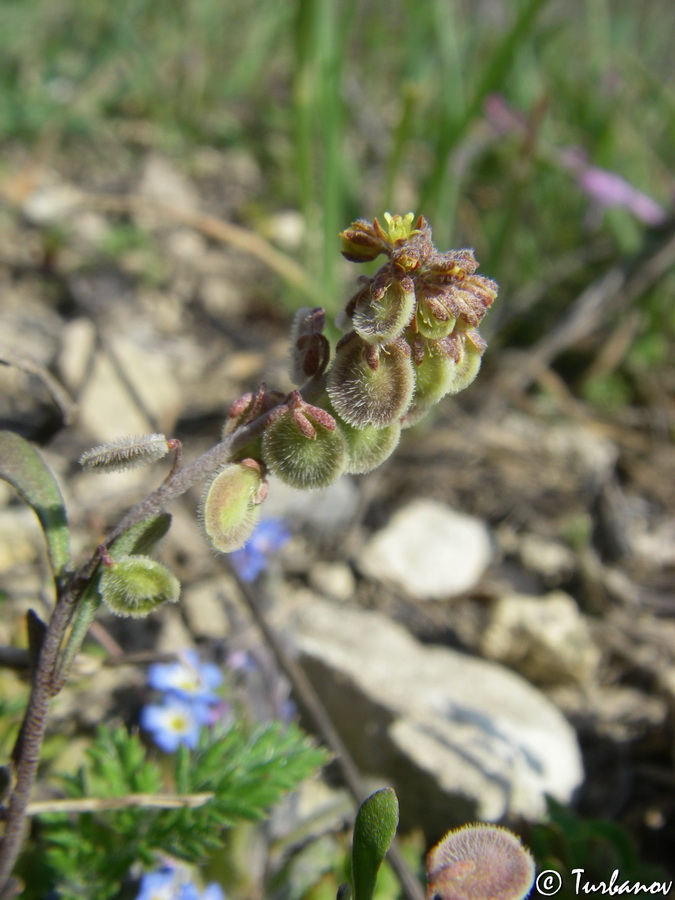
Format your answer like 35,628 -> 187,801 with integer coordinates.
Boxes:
24,793 -> 214,816
0,344 -> 77,426
232,570 -> 425,900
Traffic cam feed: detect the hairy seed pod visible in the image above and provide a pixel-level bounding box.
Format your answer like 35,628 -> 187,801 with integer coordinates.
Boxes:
262,408 -> 347,490
426,824 -> 535,900
202,461 -> 267,553
338,418 -> 401,475
79,434 -> 171,473
352,273 -> 416,345
439,334 -> 483,396
100,556 -> 180,618
327,334 -> 415,428
415,291 -> 457,340
402,335 -> 483,428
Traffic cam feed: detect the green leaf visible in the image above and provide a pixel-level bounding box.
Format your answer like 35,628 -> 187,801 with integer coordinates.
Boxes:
351,788 -> 399,900
0,430 -> 70,575
108,513 -> 172,557
31,721 -> 328,896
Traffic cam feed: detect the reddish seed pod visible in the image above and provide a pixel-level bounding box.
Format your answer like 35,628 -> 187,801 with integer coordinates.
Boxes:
426,824 -> 535,900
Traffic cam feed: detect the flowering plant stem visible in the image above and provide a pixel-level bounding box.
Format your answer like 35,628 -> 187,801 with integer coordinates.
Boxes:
0,417 -> 267,889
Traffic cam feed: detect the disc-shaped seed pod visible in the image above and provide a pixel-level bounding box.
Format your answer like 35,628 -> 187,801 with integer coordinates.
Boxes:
338,418 -> 401,475
202,461 -> 266,553
402,335 -> 483,428
352,274 -> 415,345
262,410 -> 347,490
327,334 -> 415,428
100,556 -> 180,618
426,824 -> 534,900
441,334 -> 483,396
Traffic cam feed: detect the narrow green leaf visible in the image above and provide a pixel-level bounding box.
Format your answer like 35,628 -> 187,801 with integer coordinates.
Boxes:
108,513 -> 172,557
351,788 -> 399,900
0,430 -> 70,575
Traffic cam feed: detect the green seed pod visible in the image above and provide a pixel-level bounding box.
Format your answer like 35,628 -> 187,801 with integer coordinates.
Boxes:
262,408 -> 347,490
100,556 -> 180,618
415,292 -> 456,340
327,334 -> 415,428
338,418 -> 401,475
402,335 -> 483,428
442,335 -> 483,396
202,461 -> 266,553
352,274 -> 415,345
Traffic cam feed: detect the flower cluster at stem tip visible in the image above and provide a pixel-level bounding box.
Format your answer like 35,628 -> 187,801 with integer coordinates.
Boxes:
140,651 -> 225,752
203,213 -> 498,555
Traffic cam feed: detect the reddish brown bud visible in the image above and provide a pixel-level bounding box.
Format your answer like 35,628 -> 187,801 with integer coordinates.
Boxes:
290,307 -> 331,382
224,384 -> 286,436
339,220 -> 388,262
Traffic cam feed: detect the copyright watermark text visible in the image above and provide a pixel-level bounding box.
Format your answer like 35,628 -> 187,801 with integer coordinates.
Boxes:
535,868 -> 673,896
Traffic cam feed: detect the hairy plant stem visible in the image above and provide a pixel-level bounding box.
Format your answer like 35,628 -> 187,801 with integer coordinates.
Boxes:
0,415 -> 268,888
0,587 -> 77,884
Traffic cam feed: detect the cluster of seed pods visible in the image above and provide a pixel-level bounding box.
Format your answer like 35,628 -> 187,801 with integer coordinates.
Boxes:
203,213 -> 498,553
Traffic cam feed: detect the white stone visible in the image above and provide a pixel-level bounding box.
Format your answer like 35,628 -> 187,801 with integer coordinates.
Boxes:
357,499 -> 492,599
309,562 -> 356,602
138,154 -> 200,211
57,317 -> 96,394
480,591 -> 601,685
288,596 -> 583,834
181,577 -> 236,639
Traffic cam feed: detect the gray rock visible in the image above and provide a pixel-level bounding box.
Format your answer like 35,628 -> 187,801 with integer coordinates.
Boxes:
357,499 -> 493,599
288,596 -> 583,835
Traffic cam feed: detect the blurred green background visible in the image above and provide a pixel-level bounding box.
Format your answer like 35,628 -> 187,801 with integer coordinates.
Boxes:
1,0 -> 673,407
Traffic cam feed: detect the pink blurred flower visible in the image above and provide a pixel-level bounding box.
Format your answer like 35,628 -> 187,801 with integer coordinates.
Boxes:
484,95 -> 667,227
574,165 -> 666,225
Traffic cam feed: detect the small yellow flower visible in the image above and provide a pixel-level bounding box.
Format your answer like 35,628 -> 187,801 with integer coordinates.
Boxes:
382,211 -> 419,242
